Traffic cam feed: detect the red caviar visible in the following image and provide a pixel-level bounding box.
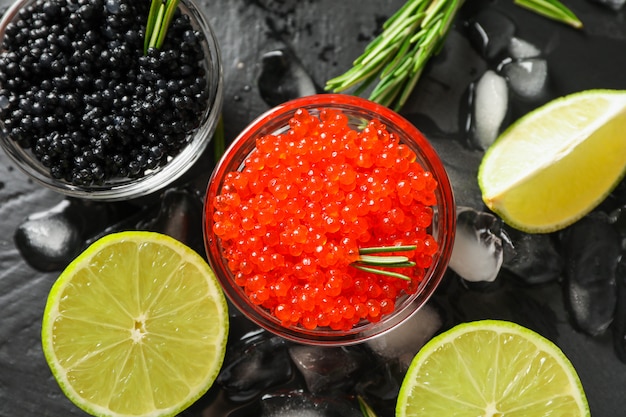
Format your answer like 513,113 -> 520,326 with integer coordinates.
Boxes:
211,108 -> 439,331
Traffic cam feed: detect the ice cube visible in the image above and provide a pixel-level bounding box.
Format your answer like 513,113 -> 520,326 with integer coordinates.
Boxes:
217,331 -> 293,402
13,199 -> 83,272
611,204 -> 626,238
502,58 -> 548,101
403,30 -> 487,137
502,225 -> 563,285
13,198 -> 128,271
560,213 -> 620,336
612,255 -> 626,362
449,207 -> 509,282
508,37 -> 541,59
472,69 -> 508,149
258,47 -> 319,107
138,187 -> 204,254
467,9 -> 516,60
288,344 -> 368,395
353,362 -> 399,416
365,302 -> 443,372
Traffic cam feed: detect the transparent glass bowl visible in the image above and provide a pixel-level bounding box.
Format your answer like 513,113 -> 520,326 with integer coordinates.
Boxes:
0,0 -> 223,201
204,94 -> 456,346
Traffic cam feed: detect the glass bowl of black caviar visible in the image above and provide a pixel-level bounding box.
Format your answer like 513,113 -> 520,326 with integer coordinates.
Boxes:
0,0 -> 223,201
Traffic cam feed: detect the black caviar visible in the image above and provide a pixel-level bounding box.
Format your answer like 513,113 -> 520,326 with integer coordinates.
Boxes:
0,0 -> 210,186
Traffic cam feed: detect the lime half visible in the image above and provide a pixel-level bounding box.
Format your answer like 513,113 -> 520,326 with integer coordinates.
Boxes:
479,89 -> 626,233
41,231 -> 229,417
396,320 -> 590,417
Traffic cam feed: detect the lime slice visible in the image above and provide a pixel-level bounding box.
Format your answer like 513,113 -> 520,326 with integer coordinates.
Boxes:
478,89 -> 626,233
396,320 -> 590,417
41,231 -> 229,417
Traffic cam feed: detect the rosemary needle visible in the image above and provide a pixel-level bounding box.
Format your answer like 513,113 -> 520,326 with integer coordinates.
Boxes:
352,264 -> 412,281
350,245 -> 417,280
358,245 -> 417,254
358,254 -> 412,265
355,260 -> 418,269
514,0 -> 583,29
358,396 -> 379,417
144,0 -> 181,54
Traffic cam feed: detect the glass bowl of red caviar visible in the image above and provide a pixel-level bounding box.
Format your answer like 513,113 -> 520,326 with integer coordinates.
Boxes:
204,94 -> 455,346
0,0 -> 223,201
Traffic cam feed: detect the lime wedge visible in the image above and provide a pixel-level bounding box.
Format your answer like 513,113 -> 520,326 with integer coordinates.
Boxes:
41,231 -> 229,417
396,320 -> 590,417
478,89 -> 626,233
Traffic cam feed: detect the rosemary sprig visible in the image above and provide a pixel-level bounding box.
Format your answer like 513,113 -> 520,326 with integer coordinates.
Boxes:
325,0 -> 582,112
514,0 -> 583,28
325,0 -> 463,111
144,0 -> 180,54
358,245 -> 418,254
350,245 -> 417,281
358,396 -> 379,417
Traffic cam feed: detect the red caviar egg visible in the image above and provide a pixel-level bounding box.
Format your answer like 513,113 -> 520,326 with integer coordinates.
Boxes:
211,108 -> 439,330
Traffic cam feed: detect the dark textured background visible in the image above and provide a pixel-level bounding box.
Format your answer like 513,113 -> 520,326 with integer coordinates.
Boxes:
1,0 -> 626,416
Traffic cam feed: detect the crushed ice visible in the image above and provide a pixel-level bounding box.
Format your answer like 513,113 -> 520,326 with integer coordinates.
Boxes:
502,58 -> 548,100
508,37 -> 541,59
449,207 -> 509,282
472,70 -> 508,149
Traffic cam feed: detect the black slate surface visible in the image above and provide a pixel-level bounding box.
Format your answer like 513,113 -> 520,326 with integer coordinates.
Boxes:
1,0 -> 626,416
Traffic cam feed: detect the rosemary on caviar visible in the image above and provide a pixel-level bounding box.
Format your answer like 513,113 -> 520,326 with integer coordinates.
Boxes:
325,0 -> 583,112
351,245 -> 418,281
144,0 -> 180,54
